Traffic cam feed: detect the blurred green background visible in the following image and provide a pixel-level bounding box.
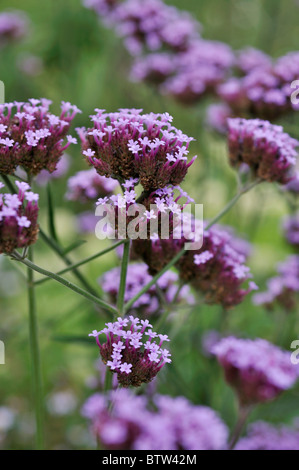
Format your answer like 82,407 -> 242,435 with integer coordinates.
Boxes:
0,0 -> 299,449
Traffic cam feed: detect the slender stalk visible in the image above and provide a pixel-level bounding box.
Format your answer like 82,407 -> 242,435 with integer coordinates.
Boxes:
116,240 -> 131,316
27,246 -> 44,450
39,228 -> 98,297
228,405 -> 252,450
12,251 -> 118,317
104,368 -> 113,394
1,175 -> 98,296
1,174 -> 16,193
46,182 -> 59,243
34,239 -> 126,286
124,180 -> 261,313
205,179 -> 261,231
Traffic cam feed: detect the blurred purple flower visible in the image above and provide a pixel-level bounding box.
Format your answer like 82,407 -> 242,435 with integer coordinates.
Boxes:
100,262 -> 194,316
82,389 -> 228,450
235,421 -> 299,450
227,118 -> 298,184
212,336 -> 299,405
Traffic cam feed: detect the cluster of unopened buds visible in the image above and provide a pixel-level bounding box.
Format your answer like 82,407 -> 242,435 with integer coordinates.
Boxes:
253,255 -> 299,312
0,181 -> 39,254
89,317 -> 171,387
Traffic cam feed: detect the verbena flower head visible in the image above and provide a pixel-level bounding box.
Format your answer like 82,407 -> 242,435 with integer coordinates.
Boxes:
160,40 -> 235,105
109,0 -> 201,56
218,51 -> 299,121
253,255 -> 299,312
96,182 -> 194,240
100,262 -> 194,317
227,118 -> 298,184
77,109 -> 196,192
89,316 -> 171,387
133,221 -> 256,309
236,47 -> 272,75
66,168 -> 117,203
82,389 -> 228,450
283,169 -> 299,194
235,421 -> 299,450
0,10 -> 28,47
83,0 -> 119,18
212,336 -> 299,406
282,213 -> 299,248
0,182 -> 39,254
130,52 -> 176,85
0,99 -> 80,176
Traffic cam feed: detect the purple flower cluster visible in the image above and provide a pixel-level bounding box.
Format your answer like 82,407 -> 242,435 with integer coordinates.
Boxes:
89,0 -> 201,56
0,100 -> 80,176
85,0 -> 235,104
212,336 -> 299,405
253,255 -> 299,312
283,170 -> 299,194
100,262 -> 194,316
96,182 -> 194,239
82,389 -> 228,450
35,153 -> 70,187
0,10 -> 28,47
66,168 -> 117,203
131,40 -> 235,105
236,47 -> 272,75
235,421 -> 299,450
77,108 -> 196,191
133,221 -> 256,309
218,51 -> 299,121
282,213 -> 299,248
0,181 -> 39,254
159,40 -> 235,105
89,316 -> 171,387
83,0 -> 119,18
227,118 -> 299,184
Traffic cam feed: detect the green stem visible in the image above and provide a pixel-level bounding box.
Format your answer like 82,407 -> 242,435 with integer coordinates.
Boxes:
12,251 -> 118,317
104,368 -> 113,393
1,174 -> 16,193
46,182 -> 59,243
1,175 -> 98,297
228,405 -> 252,450
205,179 -> 261,231
27,246 -> 44,450
116,240 -> 130,316
34,240 -> 126,286
124,180 -> 261,313
39,228 -> 98,297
